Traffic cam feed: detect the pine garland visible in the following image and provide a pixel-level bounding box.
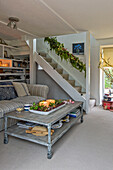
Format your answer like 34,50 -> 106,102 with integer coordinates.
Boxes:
44,37 -> 86,75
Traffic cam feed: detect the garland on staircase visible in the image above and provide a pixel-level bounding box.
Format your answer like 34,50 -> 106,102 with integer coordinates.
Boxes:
44,37 -> 86,75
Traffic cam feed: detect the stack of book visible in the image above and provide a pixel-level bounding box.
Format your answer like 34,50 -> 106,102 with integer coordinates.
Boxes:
17,121 -> 36,129
68,109 -> 80,118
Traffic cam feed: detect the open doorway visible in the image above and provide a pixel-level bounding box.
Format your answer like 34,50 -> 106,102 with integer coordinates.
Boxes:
100,46 -> 113,105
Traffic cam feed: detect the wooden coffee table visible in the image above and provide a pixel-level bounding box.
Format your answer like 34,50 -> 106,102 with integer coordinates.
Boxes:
4,101 -> 83,159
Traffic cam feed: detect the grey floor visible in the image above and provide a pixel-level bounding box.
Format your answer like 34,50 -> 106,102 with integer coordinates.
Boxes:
0,106 -> 113,170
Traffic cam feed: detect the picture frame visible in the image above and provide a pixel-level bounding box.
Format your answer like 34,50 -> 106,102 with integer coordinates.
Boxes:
72,43 -> 84,55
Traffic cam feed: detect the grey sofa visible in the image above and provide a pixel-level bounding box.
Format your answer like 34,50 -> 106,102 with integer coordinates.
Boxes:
0,84 -> 49,131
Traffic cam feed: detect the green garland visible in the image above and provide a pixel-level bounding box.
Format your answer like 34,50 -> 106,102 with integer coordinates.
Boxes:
44,37 -> 86,75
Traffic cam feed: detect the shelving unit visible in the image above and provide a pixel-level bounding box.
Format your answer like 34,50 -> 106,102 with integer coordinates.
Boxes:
0,43 -> 30,83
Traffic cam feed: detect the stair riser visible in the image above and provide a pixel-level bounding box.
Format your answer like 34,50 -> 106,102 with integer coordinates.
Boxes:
68,80 -> 75,87
39,53 -> 46,57
61,74 -> 69,80
50,63 -> 57,69
46,59 -> 52,62
56,69 -> 63,74
43,57 -> 52,62
75,87 -> 82,92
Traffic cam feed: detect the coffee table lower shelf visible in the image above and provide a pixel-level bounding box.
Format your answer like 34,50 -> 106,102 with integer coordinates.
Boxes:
6,115 -> 81,146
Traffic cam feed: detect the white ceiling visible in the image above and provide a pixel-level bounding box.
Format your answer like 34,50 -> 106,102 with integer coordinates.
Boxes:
0,0 -> 113,40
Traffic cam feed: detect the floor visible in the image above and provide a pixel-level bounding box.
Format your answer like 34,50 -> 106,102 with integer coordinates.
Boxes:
0,106 -> 113,170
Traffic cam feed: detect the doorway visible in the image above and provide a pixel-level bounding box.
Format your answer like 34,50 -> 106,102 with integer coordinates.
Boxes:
100,46 -> 113,105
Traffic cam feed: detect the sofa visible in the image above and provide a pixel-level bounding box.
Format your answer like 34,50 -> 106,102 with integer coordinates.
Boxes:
0,82 -> 49,131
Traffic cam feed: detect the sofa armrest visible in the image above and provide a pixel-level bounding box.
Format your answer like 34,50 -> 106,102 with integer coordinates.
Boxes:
27,84 -> 49,98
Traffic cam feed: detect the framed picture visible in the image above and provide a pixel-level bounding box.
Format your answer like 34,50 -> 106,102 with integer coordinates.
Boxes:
72,43 -> 84,55
4,51 -> 8,58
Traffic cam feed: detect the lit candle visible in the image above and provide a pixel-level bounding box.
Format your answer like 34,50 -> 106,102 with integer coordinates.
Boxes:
39,101 -> 49,107
46,99 -> 55,105
1,63 -> 9,67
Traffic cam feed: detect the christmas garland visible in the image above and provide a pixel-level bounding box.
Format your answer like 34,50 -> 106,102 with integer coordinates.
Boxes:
44,37 -> 86,75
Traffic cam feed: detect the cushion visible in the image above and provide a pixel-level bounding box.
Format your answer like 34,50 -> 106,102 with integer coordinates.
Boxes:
13,82 -> 30,97
12,96 -> 45,105
0,82 -> 17,101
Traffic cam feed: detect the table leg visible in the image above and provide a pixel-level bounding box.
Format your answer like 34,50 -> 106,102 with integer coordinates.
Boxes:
4,116 -> 8,144
80,104 -> 83,123
47,124 -> 52,159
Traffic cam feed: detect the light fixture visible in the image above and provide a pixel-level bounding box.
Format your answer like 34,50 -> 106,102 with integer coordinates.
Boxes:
7,17 -> 19,29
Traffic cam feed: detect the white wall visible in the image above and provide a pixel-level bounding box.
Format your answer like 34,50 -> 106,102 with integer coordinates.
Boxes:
97,38 -> 113,46
57,32 -> 86,64
90,35 -> 100,105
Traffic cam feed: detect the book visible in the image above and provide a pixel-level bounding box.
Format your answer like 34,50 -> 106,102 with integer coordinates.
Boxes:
17,121 -> 37,129
68,109 -> 80,118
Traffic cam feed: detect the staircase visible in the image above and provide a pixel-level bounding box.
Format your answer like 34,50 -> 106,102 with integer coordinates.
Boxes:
34,52 -> 86,111
21,38 -> 95,112
6,40 -> 30,56
42,53 -> 82,93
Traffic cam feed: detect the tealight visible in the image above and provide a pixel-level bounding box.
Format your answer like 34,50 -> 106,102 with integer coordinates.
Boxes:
46,99 -> 55,104
39,101 -> 49,107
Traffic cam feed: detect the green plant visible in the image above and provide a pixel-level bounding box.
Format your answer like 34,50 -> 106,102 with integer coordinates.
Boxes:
44,37 -> 86,75
99,54 -> 113,88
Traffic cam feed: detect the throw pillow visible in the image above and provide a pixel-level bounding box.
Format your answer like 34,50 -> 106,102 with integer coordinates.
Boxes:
13,82 -> 30,97
0,81 -> 17,100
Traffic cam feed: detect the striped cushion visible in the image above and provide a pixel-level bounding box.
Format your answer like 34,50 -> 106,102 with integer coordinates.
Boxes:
12,96 -> 45,105
27,84 -> 49,98
13,82 -> 30,97
0,101 -> 23,118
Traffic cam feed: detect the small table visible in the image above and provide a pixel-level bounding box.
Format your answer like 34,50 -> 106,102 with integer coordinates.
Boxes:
4,101 -> 83,159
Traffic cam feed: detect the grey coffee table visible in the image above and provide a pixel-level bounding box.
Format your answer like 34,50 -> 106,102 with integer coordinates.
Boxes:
4,101 -> 83,159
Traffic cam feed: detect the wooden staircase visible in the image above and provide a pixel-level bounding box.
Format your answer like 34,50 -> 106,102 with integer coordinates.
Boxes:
39,52 -> 83,94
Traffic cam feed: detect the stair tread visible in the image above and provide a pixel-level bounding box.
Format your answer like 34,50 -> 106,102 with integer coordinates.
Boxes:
61,73 -> 69,76
56,68 -> 63,71
68,80 -> 75,83
74,86 -> 81,89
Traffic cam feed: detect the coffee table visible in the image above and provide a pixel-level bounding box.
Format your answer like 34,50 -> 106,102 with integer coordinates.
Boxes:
4,101 -> 83,159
